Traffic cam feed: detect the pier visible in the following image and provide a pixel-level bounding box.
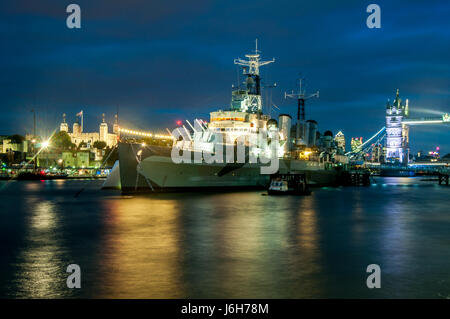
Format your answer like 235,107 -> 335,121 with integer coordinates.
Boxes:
339,170 -> 371,186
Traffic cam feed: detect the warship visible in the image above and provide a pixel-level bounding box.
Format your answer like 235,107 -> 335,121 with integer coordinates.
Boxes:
111,44 -> 348,193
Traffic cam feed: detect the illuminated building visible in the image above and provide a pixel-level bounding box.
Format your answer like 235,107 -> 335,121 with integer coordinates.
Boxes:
61,151 -> 90,168
351,137 -> 363,152
334,131 -> 345,152
60,112 -> 118,149
0,137 -> 28,154
371,143 -> 383,162
428,147 -> 440,161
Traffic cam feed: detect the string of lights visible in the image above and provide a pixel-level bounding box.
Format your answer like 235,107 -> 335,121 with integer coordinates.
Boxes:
118,127 -> 173,140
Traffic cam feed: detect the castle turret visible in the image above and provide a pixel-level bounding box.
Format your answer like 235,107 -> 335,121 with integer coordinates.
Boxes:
60,113 -> 69,132
405,98 -> 409,117
394,88 -> 401,108
73,122 -> 81,135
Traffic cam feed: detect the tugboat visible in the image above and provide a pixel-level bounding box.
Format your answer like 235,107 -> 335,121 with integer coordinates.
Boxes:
267,174 -> 311,195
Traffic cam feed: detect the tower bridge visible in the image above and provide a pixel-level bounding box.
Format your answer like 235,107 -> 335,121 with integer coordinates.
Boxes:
347,90 -> 449,164
385,89 -> 449,164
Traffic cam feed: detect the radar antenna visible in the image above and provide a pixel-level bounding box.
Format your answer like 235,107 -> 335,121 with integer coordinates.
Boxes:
233,39 -> 275,113
234,38 -> 275,76
285,78 -> 319,142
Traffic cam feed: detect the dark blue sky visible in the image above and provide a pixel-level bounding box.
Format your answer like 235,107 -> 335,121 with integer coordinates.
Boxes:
1,0 -> 449,153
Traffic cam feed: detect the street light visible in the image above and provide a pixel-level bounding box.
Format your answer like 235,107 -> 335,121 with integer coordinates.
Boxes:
57,158 -> 64,172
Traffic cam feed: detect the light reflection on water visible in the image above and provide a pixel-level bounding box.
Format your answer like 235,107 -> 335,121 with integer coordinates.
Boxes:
13,200 -> 67,298
95,198 -> 185,298
0,177 -> 449,298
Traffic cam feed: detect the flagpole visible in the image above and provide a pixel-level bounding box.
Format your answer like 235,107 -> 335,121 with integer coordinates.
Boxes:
81,110 -> 83,132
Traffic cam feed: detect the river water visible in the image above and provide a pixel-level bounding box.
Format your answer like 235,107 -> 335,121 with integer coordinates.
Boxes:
0,177 -> 449,298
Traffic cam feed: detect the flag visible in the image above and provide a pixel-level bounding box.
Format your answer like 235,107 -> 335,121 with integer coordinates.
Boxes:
76,110 -> 83,117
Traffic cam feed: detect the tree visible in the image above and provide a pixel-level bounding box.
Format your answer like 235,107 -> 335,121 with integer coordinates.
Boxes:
443,153 -> 450,159
93,141 -> 107,149
51,131 -> 73,150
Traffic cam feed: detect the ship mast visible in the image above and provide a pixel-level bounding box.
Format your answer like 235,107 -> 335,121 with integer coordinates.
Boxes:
234,39 -> 275,113
285,78 -> 319,144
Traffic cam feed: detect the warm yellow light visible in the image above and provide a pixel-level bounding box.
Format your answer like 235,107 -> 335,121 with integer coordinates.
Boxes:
42,141 -> 50,148
118,127 -> 173,139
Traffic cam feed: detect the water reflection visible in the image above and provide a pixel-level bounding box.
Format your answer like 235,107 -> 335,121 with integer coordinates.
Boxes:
94,197 -> 184,298
14,200 -> 66,298
175,193 -> 324,298
1,178 -> 449,298
292,197 -> 325,297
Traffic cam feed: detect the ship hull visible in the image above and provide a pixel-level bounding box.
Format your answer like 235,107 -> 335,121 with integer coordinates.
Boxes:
118,142 -> 340,193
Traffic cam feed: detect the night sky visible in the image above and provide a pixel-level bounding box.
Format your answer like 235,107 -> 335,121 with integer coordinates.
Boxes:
1,0 -> 449,153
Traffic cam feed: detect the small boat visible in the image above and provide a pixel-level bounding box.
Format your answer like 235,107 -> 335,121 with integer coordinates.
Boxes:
267,174 -> 311,195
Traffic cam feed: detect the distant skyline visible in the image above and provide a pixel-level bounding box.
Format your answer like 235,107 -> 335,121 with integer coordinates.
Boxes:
1,0 -> 449,153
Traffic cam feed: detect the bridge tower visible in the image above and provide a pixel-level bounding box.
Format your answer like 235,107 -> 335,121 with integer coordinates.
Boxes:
385,89 -> 409,164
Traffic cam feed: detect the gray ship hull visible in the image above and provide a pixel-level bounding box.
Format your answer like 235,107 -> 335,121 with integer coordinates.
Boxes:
117,142 -> 340,193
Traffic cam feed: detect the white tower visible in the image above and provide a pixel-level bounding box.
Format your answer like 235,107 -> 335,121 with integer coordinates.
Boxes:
60,113 -> 69,132
73,122 -> 81,135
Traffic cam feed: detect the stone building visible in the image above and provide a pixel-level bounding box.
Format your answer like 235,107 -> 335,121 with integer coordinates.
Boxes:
334,131 -> 346,153
60,112 -> 119,149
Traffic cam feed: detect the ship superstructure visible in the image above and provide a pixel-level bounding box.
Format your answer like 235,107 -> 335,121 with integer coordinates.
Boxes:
173,43 -> 286,161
